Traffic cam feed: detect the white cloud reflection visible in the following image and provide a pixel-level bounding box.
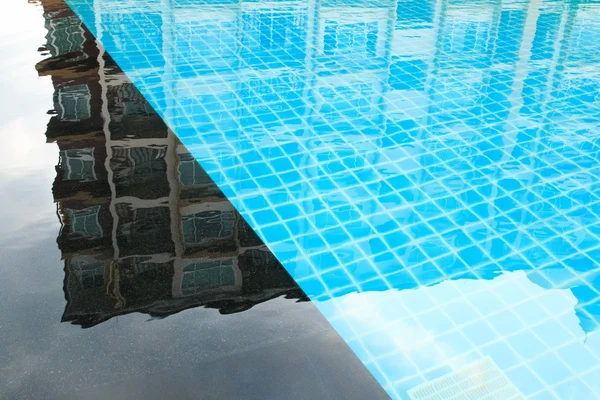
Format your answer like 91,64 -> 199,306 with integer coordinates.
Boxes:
317,271 -> 600,398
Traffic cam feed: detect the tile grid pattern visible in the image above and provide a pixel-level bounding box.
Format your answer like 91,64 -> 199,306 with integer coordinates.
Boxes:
407,357 -> 525,399
66,0 -> 600,397
331,273 -> 600,398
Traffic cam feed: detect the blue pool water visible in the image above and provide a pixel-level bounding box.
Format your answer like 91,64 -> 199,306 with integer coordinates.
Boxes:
64,0 -> 600,397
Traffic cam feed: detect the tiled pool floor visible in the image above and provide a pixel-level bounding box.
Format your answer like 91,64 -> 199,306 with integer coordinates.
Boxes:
63,0 -> 600,398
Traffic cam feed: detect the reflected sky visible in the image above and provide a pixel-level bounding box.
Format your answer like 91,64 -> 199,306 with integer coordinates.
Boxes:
326,272 -> 600,398
0,1 -> 386,398
60,0 -> 600,397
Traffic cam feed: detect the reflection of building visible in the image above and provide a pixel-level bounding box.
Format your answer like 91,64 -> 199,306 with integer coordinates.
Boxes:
37,0 -> 306,329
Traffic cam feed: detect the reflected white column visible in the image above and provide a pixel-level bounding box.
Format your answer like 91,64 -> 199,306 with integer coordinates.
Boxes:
505,0 -> 542,125
94,0 -> 121,260
160,0 -> 183,262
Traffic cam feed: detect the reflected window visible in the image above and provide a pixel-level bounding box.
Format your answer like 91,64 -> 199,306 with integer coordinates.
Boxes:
181,259 -> 235,295
59,148 -> 96,181
442,17 -> 492,55
112,146 -> 167,178
131,207 -> 170,236
45,15 -> 86,58
123,100 -> 154,116
67,259 -> 104,289
65,206 -> 103,240
182,210 -> 235,245
110,146 -> 169,199
569,8 -> 600,62
323,21 -> 378,57
174,19 -> 237,70
118,84 -> 155,116
115,204 -> 174,256
242,10 -> 307,55
178,153 -> 212,186
54,84 -> 91,121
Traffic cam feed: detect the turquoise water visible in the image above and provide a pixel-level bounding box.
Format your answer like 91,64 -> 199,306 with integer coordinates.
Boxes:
65,0 -> 600,397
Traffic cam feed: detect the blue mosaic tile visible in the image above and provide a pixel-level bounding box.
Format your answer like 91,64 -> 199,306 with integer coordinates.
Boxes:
65,0 -> 600,397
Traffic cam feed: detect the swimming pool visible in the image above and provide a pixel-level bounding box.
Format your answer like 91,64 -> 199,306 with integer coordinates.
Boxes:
64,0 -> 600,397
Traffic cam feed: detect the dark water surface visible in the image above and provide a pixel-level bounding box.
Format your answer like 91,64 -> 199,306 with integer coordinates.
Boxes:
0,1 -> 386,398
